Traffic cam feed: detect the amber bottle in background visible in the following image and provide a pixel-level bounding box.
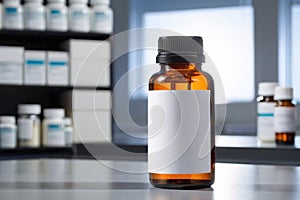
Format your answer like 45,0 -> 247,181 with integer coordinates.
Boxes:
274,87 -> 297,145
148,36 -> 215,189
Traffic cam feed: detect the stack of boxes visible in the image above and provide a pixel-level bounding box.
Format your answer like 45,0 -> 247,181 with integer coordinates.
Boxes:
65,40 -> 111,143
65,39 -> 111,143
0,40 -> 110,88
0,47 -> 69,86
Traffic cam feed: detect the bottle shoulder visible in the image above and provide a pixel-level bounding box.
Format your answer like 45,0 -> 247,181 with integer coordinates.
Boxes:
92,5 -> 113,12
149,68 -> 208,83
24,5 -> 45,12
24,2 -> 44,8
257,96 -> 276,103
276,100 -> 296,107
47,3 -> 67,10
0,123 -> 16,128
149,68 -> 212,91
3,2 -> 21,7
43,118 -> 64,124
69,3 -> 89,10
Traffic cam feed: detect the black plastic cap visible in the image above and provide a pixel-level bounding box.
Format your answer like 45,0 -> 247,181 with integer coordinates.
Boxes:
156,36 -> 205,64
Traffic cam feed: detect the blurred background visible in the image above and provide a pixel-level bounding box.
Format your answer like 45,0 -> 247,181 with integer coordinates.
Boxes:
112,0 -> 300,147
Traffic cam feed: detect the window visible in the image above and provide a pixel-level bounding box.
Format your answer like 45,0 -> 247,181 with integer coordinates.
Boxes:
112,0 -> 278,146
291,4 -> 300,101
135,6 -> 254,103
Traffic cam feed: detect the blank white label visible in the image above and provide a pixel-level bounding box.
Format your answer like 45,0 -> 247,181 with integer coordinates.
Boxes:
18,118 -> 33,140
274,107 -> 297,133
257,102 -> 276,141
46,123 -> 65,146
148,90 -> 211,174
0,127 -> 16,148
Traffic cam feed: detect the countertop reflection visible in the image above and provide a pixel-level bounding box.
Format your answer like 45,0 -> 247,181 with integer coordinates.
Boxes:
0,159 -> 299,200
216,135 -> 300,148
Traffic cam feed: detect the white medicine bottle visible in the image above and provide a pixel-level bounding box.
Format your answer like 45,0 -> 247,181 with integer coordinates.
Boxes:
257,82 -> 278,142
64,118 -> 73,146
69,0 -> 90,32
43,109 -> 66,147
46,0 -> 68,31
18,104 -> 41,148
24,0 -> 46,30
3,0 -> 24,30
0,116 -> 17,149
91,0 -> 113,34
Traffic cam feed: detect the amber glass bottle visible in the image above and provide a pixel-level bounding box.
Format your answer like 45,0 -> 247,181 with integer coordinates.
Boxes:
148,36 -> 215,189
274,87 -> 297,145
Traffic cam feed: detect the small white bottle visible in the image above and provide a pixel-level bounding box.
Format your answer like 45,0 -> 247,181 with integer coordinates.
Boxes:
91,0 -> 113,34
43,109 -> 66,147
46,0 -> 68,31
18,104 -> 41,148
64,118 -> 73,146
69,0 -> 90,32
3,0 -> 24,30
257,82 -> 278,142
24,0 -> 46,30
0,116 -> 17,149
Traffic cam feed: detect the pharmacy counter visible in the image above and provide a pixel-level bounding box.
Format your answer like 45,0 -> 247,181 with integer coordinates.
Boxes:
0,159 -> 299,200
74,136 -> 300,165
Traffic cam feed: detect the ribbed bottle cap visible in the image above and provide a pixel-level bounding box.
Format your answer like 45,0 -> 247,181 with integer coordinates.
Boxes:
156,36 -> 205,64
258,82 -> 278,96
0,116 -> 16,124
18,104 -> 41,115
274,86 -> 293,100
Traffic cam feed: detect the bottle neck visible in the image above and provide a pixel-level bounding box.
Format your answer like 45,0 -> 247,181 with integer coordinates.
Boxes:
93,3 -> 109,7
25,2 -> 43,5
48,2 -> 65,5
160,63 -> 201,71
70,2 -> 87,6
258,95 -> 275,102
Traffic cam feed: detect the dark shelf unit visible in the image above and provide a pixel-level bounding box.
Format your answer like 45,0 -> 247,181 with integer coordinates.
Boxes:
0,30 -> 110,41
0,147 -> 75,160
0,30 -> 111,158
0,30 -> 110,50
0,29 -> 110,41
0,84 -> 111,91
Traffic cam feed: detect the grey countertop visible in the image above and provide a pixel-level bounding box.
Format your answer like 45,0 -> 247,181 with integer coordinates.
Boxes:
0,159 -> 299,200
